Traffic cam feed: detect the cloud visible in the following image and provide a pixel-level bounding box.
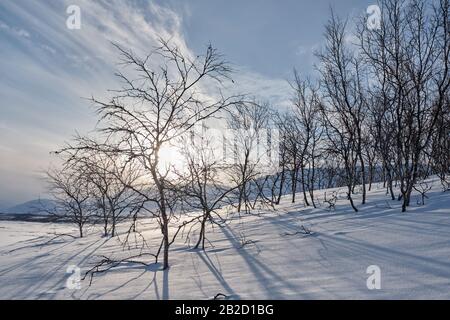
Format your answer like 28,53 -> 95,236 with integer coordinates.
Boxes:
229,67 -> 292,109
0,0 -> 295,206
0,0 -> 190,205
0,20 -> 30,38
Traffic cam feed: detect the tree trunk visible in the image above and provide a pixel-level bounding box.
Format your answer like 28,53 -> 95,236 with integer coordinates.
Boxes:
237,181 -> 246,213
195,216 -> 207,250
162,210 -> 169,269
291,168 -> 297,203
276,168 -> 286,205
309,161 -> 317,208
104,219 -> 108,237
111,213 -> 116,237
132,214 -> 137,233
359,153 -> 366,204
348,185 -> 358,212
301,165 -> 310,206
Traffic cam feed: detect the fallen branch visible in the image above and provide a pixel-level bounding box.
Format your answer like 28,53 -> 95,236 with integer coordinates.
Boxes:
82,253 -> 158,286
281,225 -> 313,237
238,239 -> 259,248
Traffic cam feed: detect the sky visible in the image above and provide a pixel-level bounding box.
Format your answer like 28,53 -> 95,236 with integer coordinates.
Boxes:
0,0 -> 374,209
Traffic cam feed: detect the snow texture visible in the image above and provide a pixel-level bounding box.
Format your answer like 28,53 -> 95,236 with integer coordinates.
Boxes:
0,178 -> 449,299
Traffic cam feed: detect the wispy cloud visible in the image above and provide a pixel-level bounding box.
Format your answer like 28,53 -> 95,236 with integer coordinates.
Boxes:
0,0 -> 190,205
0,20 -> 30,38
0,0 -> 297,206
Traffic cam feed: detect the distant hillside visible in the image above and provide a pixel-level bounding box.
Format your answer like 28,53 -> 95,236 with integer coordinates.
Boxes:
1,199 -> 55,215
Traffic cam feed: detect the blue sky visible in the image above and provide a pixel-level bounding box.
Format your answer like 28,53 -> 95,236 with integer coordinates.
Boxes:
0,0 -> 374,208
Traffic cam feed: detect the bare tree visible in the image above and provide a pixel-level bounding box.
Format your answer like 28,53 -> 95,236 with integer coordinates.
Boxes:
283,112 -> 303,204
227,100 -> 271,213
174,131 -> 239,250
272,112 -> 290,205
290,70 -> 323,208
359,0 -> 449,211
69,149 -> 144,237
431,93 -> 450,191
46,166 -> 93,238
81,39 -> 241,269
316,11 -> 368,212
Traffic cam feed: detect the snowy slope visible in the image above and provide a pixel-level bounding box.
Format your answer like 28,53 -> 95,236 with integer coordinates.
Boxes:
0,178 -> 449,299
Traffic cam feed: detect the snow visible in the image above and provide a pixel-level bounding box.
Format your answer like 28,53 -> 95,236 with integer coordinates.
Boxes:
0,178 -> 449,299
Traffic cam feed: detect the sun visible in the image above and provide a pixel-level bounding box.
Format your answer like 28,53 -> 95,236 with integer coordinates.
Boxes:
157,144 -> 186,175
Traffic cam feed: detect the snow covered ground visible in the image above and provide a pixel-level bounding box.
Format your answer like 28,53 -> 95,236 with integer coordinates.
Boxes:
0,178 -> 449,300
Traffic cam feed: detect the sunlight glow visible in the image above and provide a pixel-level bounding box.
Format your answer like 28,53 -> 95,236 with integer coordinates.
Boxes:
157,144 -> 186,176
